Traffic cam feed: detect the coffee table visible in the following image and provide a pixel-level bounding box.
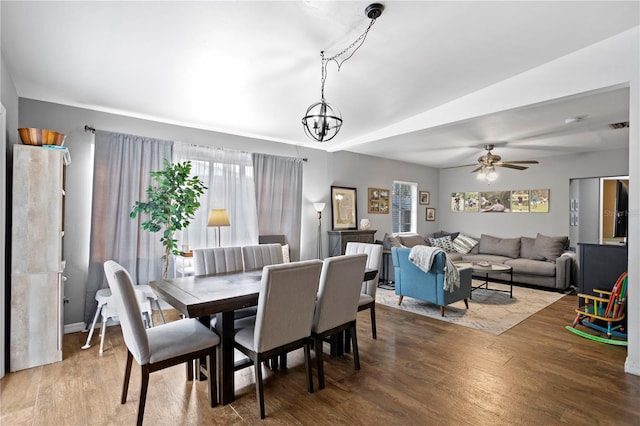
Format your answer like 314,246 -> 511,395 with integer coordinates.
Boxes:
454,261 -> 513,298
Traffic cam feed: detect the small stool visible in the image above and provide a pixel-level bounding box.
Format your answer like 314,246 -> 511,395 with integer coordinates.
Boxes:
82,285 -> 164,354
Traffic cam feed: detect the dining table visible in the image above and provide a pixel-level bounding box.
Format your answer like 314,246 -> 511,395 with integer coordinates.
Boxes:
150,266 -> 378,405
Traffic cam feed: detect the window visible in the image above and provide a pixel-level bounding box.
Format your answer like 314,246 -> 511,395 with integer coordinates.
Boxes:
392,181 -> 417,234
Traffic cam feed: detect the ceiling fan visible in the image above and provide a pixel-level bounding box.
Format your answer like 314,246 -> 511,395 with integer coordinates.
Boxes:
447,144 -> 539,174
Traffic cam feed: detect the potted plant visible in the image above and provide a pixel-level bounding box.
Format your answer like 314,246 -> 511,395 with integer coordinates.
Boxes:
130,159 -> 206,279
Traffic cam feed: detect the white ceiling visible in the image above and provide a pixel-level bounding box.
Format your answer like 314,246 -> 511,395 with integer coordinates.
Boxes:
1,1 -> 637,168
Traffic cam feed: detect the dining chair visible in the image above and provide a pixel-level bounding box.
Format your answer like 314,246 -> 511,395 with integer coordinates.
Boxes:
234,259 -> 323,419
345,242 -> 383,339
103,260 -> 220,426
311,253 -> 368,389
242,243 -> 284,271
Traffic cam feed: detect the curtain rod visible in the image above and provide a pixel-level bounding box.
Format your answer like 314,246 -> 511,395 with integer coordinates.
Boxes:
84,125 -> 95,134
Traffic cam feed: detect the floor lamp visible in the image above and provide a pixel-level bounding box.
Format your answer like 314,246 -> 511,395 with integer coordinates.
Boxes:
313,203 -> 325,259
208,209 -> 230,247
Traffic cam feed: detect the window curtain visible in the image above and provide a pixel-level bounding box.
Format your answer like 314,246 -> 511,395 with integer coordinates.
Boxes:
252,153 -> 303,261
174,143 -> 259,249
84,130 -> 173,325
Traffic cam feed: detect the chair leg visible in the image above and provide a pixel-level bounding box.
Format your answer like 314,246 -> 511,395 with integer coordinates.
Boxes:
153,299 -> 166,324
370,305 -> 377,339
121,351 -> 133,404
398,295 -> 403,305
99,314 -> 107,354
254,359 -> 265,419
207,347 -> 218,407
186,358 -> 194,381
440,306 -> 445,317
137,364 -> 150,426
350,324 -> 360,371
315,336 -> 325,389
81,305 -> 102,349
463,298 -> 469,309
304,342 -> 314,394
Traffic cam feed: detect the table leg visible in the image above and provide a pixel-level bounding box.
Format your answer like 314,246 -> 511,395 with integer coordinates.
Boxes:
215,311 -> 236,405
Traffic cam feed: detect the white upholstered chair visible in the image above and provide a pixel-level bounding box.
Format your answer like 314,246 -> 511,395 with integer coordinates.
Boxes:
345,242 -> 383,339
234,260 -> 323,419
311,253 -> 368,389
104,260 -> 220,426
242,243 -> 284,271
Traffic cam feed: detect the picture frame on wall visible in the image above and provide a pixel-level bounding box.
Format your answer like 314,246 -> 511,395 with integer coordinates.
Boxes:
530,188 -> 550,213
331,185 -> 358,230
426,208 -> 436,221
368,187 -> 390,214
419,191 -> 430,205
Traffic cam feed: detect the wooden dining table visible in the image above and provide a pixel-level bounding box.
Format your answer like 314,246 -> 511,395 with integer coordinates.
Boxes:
150,267 -> 377,405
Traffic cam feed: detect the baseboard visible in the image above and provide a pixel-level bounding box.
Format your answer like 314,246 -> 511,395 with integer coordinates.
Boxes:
64,322 -> 88,334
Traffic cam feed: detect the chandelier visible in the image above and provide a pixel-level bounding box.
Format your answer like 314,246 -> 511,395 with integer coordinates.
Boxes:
301,3 -> 384,142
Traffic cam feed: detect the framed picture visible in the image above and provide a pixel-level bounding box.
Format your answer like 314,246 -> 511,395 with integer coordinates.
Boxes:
331,186 -> 358,230
451,192 -> 464,212
510,190 -> 530,213
368,187 -> 390,214
464,191 -> 479,212
426,208 -> 436,221
530,189 -> 550,213
419,191 -> 430,205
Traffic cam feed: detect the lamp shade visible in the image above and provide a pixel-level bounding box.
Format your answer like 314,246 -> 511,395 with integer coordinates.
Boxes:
208,209 -> 230,227
313,202 -> 326,212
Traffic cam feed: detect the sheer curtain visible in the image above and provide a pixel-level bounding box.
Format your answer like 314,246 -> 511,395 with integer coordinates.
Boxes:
84,130 -> 172,324
174,143 -> 259,249
252,154 -> 303,261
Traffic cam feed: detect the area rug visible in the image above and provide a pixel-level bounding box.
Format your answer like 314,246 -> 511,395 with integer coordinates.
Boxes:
375,281 -> 569,335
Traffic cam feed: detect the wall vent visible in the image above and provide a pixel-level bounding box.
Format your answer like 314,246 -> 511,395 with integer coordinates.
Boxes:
608,121 -> 629,129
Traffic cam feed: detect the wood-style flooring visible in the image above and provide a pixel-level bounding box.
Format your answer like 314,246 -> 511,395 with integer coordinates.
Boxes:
2,293 -> 639,425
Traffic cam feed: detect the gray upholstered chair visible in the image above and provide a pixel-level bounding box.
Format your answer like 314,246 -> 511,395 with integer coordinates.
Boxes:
192,247 -> 256,326
345,242 -> 383,339
242,243 -> 284,271
233,260 -> 323,419
311,253 -> 368,389
192,246 -> 244,276
103,260 -> 220,426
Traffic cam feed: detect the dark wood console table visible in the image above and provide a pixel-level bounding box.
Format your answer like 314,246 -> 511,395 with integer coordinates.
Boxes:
328,229 -> 376,257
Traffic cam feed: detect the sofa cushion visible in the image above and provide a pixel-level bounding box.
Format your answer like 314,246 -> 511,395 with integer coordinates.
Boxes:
461,254 -> 512,264
452,234 -> 479,254
383,233 -> 403,249
520,237 -> 545,260
533,233 -> 569,261
428,235 -> 455,252
478,234 -> 520,258
399,234 -> 427,248
433,230 -> 460,240
504,258 -> 556,277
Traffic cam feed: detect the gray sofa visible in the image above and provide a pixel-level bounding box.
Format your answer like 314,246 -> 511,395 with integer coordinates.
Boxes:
383,232 -> 574,291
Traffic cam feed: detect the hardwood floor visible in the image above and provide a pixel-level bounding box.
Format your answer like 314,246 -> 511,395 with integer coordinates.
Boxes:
2,293 -> 639,425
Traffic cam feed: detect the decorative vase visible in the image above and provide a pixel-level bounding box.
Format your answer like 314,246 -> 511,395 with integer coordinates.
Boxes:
360,218 -> 371,230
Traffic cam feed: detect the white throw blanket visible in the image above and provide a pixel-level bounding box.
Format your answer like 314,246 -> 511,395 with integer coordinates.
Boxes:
409,246 -> 460,292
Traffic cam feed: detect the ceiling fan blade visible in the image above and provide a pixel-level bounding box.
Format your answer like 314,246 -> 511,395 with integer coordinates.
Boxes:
442,163 -> 478,169
498,163 -> 528,170
470,166 -> 483,173
501,160 -> 539,164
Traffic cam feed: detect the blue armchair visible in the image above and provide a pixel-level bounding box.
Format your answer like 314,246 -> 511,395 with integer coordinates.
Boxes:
391,247 -> 472,316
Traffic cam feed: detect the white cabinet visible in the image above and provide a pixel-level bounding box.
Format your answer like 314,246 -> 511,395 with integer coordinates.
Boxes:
10,145 -> 68,371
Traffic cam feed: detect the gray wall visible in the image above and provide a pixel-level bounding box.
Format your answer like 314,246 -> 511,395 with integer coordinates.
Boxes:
438,148 -> 629,240
17,98 -> 441,328
1,48 -> 19,378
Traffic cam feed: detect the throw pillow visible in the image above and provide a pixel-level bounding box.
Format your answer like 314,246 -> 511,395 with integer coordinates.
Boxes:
428,235 -> 455,252
452,234 -> 479,254
433,230 -> 460,240
533,233 -> 569,261
478,234 -> 521,258
520,236 -> 545,260
399,234 -> 427,248
281,244 -> 291,263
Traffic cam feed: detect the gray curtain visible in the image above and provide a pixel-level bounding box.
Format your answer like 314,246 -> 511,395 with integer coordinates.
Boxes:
84,130 -> 173,325
252,154 -> 303,261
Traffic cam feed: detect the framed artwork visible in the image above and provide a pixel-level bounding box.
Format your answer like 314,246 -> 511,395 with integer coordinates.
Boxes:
510,190 -> 530,212
331,186 -> 358,230
419,191 -> 430,205
480,190 -> 511,212
530,189 -> 550,213
368,187 -> 390,214
464,192 -> 479,212
451,192 -> 464,212
426,208 -> 436,221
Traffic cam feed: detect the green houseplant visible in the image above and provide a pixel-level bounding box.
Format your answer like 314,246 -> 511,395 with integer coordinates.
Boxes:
130,160 -> 206,279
